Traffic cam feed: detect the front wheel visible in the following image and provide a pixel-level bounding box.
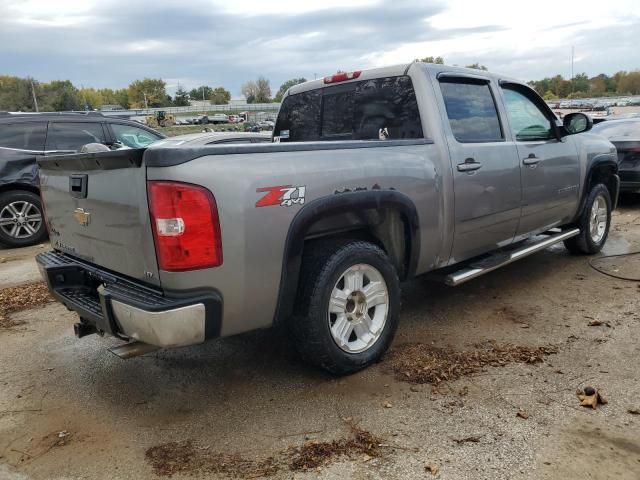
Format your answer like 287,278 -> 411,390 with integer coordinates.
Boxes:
564,183 -> 612,254
290,240 -> 401,375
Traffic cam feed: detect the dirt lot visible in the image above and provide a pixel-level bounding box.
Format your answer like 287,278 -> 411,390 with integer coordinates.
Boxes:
1,197 -> 639,480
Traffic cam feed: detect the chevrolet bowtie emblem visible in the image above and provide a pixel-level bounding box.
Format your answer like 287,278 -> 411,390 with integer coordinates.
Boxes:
73,207 -> 91,226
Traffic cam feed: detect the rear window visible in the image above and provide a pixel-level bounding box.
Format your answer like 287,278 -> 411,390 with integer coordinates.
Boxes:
274,75 -> 423,142
0,122 -> 47,150
592,120 -> 640,139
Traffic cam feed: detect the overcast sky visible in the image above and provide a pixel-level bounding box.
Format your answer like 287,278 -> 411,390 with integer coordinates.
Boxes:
1,0 -> 638,97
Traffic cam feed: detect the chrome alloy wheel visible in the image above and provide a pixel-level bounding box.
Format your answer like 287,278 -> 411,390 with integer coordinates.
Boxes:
589,194 -> 608,244
328,264 -> 389,353
0,201 -> 43,239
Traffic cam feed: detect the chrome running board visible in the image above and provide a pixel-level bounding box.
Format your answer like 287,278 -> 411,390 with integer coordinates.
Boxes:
444,228 -> 580,286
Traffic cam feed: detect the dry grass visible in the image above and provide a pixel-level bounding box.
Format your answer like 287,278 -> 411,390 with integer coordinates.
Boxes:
388,341 -> 557,385
0,282 -> 53,328
145,420 -> 384,478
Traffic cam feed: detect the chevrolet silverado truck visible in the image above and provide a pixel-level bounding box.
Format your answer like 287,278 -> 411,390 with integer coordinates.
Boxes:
36,63 -> 619,374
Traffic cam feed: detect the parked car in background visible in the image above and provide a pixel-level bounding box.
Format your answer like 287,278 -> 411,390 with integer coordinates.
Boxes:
0,112 -> 165,248
197,114 -> 230,125
36,63 -> 617,374
592,119 -> 640,193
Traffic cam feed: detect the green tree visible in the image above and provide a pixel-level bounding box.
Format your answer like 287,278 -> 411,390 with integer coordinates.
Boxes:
274,77 -> 307,102
543,90 -> 558,100
617,70 -> 640,94
41,80 -> 80,111
466,63 -> 488,71
173,87 -> 190,106
0,75 -> 36,111
416,56 -> 444,64
209,87 -> 231,104
571,73 -> 589,94
78,88 -> 104,110
127,78 -> 168,108
242,76 -> 271,103
189,86 -> 213,102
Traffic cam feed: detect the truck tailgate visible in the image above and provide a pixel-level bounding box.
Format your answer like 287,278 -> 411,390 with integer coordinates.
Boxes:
37,149 -> 160,286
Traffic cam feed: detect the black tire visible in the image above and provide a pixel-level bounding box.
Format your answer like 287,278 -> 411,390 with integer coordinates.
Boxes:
563,183 -> 612,254
290,240 -> 401,375
0,190 -> 48,248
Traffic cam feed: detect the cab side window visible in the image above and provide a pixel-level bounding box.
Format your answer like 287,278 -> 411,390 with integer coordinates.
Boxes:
439,80 -> 503,143
46,122 -> 106,151
0,122 -> 47,151
502,88 -> 554,141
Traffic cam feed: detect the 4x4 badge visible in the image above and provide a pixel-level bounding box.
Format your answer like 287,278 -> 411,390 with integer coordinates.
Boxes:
73,207 -> 91,226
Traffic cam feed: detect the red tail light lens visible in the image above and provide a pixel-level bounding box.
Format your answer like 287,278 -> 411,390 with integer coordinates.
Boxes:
147,181 -> 222,271
323,70 -> 361,84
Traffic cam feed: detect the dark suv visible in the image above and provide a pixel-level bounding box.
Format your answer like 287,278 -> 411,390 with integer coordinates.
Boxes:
0,112 -> 165,248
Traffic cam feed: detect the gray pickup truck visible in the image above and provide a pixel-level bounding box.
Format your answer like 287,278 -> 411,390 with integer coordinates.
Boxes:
36,63 -> 619,374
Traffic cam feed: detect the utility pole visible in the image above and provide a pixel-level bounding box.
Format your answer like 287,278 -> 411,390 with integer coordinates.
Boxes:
202,86 -> 206,109
30,80 -> 39,112
143,92 -> 149,110
570,46 -> 575,96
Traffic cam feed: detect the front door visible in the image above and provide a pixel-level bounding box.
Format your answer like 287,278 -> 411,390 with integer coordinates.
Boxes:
500,85 -> 581,237
438,78 -> 522,263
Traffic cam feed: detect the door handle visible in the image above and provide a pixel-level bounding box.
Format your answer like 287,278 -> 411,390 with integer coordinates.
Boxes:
457,158 -> 483,172
523,153 -> 541,165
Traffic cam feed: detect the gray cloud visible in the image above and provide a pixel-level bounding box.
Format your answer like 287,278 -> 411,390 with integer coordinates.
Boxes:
0,1 -> 636,96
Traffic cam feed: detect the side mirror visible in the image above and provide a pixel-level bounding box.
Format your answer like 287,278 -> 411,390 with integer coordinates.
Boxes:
563,112 -> 592,135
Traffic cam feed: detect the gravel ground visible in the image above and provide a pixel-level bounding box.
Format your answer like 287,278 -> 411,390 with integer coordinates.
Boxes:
0,196 -> 639,480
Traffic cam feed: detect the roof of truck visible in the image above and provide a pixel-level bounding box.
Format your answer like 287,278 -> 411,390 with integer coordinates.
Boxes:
287,62 -> 526,96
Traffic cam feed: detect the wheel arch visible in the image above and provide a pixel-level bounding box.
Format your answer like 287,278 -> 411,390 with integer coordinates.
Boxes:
0,183 -> 40,197
273,190 -> 420,325
575,155 -> 619,221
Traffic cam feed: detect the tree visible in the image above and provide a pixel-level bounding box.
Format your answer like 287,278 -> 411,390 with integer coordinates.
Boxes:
209,87 -> 231,105
416,56 -> 444,64
173,87 -> 190,106
78,88 -> 104,110
41,80 -> 80,111
571,73 -> 589,94
543,90 -> 557,100
127,78 -> 169,108
617,70 -> 640,94
242,76 -> 271,103
0,76 -> 36,111
189,86 -> 213,102
274,77 -> 307,102
466,63 -> 488,71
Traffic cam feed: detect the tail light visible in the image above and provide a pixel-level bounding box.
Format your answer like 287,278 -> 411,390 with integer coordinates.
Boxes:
324,70 -> 361,84
147,181 -> 222,271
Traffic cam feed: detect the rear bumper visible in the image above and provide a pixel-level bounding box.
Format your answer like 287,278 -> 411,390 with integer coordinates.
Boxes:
36,250 -> 222,348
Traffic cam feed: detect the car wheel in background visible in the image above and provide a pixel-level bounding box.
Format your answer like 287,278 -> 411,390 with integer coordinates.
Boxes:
0,190 -> 48,248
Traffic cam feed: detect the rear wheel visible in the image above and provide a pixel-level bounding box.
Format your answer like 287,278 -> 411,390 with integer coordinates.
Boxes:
290,240 -> 401,375
564,183 -> 611,254
0,190 -> 47,248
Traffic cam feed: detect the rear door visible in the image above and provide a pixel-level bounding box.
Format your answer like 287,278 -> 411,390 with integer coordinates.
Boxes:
436,76 -> 522,262
499,84 -> 580,236
45,121 -> 107,153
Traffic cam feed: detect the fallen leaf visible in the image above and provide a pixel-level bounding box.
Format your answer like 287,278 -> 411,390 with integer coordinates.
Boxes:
516,409 -> 529,419
425,463 -> 439,475
383,402 -> 393,409
627,407 -> 639,415
452,435 -> 483,444
588,320 -> 611,327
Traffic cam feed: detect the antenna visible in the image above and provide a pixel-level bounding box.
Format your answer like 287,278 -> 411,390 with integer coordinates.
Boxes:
570,46 -> 574,95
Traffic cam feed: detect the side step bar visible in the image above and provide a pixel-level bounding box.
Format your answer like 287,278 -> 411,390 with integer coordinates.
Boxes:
445,228 -> 580,286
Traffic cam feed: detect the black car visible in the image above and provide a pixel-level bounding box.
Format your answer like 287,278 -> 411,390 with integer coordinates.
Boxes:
0,112 -> 165,248
592,118 -> 640,194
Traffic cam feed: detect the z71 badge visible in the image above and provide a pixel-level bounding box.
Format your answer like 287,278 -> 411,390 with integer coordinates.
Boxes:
256,185 -> 306,207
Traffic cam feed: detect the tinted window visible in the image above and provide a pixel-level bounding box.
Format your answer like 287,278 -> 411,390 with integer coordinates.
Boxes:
274,75 -> 423,142
0,122 -> 47,150
111,123 -> 161,148
502,88 -> 553,141
46,122 -> 106,151
439,81 -> 503,143
592,120 -> 640,139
